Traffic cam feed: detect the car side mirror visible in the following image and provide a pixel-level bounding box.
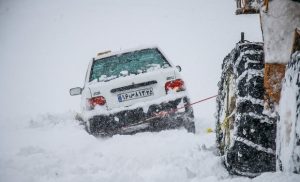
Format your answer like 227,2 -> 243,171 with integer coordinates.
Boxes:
70,87 -> 82,96
176,65 -> 182,72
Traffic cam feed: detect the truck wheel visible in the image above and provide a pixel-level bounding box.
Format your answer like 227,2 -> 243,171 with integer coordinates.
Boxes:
277,51 -> 300,174
216,41 -> 276,177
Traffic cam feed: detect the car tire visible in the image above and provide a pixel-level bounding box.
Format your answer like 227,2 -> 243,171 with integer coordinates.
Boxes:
183,119 -> 195,133
277,51 -> 300,174
183,108 -> 195,133
215,41 -> 276,177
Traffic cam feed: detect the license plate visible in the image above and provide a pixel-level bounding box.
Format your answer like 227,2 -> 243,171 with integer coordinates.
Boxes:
118,88 -> 154,102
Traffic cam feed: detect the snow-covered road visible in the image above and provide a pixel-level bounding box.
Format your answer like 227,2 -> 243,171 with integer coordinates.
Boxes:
0,113 -> 299,182
1,0 -> 300,181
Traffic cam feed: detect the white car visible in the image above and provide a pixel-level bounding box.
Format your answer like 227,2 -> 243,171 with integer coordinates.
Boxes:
70,47 -> 195,136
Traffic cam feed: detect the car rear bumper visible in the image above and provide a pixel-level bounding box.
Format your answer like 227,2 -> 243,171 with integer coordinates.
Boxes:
86,96 -> 194,136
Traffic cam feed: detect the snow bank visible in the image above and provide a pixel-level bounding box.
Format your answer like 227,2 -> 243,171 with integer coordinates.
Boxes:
1,113 -> 299,182
0,113 -> 225,182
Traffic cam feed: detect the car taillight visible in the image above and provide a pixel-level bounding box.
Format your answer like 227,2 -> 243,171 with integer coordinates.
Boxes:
88,96 -> 106,108
165,79 -> 185,93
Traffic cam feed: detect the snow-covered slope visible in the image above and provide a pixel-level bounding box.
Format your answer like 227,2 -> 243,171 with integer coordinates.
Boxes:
1,113 -> 299,182
1,0 -> 299,181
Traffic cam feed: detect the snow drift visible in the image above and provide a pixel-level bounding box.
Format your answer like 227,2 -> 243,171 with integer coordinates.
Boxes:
1,113 -> 299,182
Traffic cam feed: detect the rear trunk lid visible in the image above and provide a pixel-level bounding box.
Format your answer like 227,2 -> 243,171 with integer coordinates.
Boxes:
88,68 -> 177,110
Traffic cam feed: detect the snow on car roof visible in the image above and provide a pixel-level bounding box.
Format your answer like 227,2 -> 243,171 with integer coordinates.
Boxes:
94,46 -> 162,61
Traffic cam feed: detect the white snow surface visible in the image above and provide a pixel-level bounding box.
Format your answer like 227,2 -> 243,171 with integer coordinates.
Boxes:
1,113 -> 299,182
261,0 -> 300,63
0,0 -> 299,181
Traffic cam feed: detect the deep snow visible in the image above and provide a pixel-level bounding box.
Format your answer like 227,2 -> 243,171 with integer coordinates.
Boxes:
0,113 -> 299,182
1,0 -> 299,181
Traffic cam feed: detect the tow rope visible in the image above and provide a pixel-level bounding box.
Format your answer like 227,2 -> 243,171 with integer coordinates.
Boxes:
145,94 -> 218,122
120,94 -> 218,132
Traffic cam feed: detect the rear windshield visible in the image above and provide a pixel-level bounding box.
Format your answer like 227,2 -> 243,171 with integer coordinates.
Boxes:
89,48 -> 171,82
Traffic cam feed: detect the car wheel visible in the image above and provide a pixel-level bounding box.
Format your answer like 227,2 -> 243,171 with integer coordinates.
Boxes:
183,108 -> 195,133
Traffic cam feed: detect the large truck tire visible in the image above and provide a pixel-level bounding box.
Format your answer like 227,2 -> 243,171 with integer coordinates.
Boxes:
216,41 -> 276,177
277,51 -> 300,174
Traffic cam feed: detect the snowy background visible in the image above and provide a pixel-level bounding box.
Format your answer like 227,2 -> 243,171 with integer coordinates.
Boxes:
1,0 -> 299,181
0,0 -> 262,120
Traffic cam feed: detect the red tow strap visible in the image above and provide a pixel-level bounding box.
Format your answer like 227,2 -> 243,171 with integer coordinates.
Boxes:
146,94 -> 218,121
177,94 -> 218,110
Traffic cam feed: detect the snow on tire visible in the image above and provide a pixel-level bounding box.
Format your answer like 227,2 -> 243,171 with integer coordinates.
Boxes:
277,51 -> 300,174
216,41 -> 276,177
